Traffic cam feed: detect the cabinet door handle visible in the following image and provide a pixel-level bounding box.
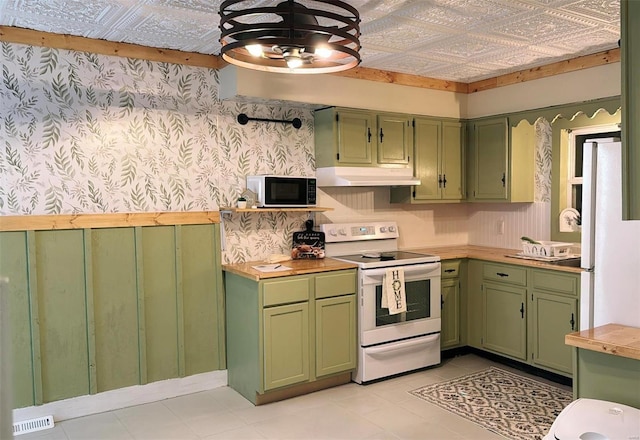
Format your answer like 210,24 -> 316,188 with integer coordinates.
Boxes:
379,128 -> 384,143
444,269 -> 455,273
442,174 -> 447,188
367,127 -> 372,142
438,174 -> 443,188
570,313 -> 575,331
496,272 -> 509,277
441,294 -> 444,309
520,302 -> 525,318
501,172 -> 506,187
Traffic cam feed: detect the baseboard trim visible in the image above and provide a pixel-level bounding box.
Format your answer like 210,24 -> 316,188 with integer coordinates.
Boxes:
12,370 -> 228,423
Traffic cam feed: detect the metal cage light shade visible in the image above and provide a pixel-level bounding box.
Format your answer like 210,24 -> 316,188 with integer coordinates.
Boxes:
219,0 -> 361,74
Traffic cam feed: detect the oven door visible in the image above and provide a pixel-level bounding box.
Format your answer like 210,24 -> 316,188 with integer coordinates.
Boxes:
359,262 -> 441,347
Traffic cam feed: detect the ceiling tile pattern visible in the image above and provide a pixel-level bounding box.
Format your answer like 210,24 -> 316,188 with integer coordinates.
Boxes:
0,0 -> 620,82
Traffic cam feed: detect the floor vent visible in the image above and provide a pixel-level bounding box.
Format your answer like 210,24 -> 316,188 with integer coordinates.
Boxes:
13,415 -> 55,436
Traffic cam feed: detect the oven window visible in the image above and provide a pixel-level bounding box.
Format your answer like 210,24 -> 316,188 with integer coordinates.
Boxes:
375,279 -> 431,326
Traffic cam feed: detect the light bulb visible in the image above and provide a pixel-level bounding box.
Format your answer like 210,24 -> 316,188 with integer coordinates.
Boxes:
246,44 -> 263,57
286,56 -> 303,69
314,46 -> 332,58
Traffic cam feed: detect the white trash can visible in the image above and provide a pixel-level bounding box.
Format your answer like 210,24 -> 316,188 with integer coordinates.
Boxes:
543,398 -> 640,440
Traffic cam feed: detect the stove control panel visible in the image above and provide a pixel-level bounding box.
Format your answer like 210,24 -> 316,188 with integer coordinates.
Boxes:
320,222 -> 400,242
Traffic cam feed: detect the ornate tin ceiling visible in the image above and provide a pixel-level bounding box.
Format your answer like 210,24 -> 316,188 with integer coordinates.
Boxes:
0,0 -> 620,82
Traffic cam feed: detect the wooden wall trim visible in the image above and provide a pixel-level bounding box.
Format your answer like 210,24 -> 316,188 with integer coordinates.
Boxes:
0,25 -> 619,93
0,25 -> 224,70
332,66 -> 469,93
468,49 -> 621,93
0,211 -> 221,232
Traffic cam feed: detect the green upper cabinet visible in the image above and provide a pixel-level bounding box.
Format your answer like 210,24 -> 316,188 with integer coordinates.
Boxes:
315,107 -> 372,166
314,107 -> 411,168
467,117 -> 535,202
390,118 -> 464,204
376,113 -> 412,165
621,1 -> 640,220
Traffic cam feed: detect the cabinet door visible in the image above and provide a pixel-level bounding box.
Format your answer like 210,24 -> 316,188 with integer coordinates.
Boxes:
531,292 -> 577,374
441,121 -> 464,200
441,278 -> 460,349
413,118 -> 441,200
377,113 -> 411,165
263,302 -> 310,391
622,0 -> 640,220
337,110 -> 374,164
483,282 -> 527,360
315,295 -> 356,377
466,260 -> 484,349
474,118 -> 508,200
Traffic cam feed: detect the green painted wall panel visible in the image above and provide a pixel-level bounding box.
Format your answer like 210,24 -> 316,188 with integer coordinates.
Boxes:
181,225 -> 220,375
140,226 -> 179,382
91,228 -> 140,392
35,230 -> 89,402
0,232 -> 34,408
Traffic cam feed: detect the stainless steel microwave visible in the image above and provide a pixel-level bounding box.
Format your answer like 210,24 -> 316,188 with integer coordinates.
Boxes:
246,175 -> 317,208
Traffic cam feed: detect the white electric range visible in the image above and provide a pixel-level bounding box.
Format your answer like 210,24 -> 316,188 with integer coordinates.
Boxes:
320,221 -> 442,383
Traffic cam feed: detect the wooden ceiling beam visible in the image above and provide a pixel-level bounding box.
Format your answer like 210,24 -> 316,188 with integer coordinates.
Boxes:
1,26 -> 619,94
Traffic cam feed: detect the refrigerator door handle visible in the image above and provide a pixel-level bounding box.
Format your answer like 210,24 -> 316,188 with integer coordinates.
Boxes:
581,141 -> 598,270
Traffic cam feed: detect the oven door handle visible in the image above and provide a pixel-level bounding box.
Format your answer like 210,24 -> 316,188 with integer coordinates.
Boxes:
361,262 -> 441,280
364,333 -> 439,355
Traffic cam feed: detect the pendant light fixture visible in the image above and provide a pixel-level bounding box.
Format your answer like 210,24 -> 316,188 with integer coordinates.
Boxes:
219,0 -> 361,74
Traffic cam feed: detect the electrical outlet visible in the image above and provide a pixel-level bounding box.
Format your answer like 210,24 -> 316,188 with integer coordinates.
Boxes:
497,219 -> 505,235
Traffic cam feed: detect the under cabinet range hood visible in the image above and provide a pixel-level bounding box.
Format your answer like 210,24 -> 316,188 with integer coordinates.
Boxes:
316,167 -> 420,187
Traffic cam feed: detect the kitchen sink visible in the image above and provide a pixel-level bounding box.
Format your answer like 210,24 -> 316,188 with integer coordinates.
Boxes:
548,258 -> 582,268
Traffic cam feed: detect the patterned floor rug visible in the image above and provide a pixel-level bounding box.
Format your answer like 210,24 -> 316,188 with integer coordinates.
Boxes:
409,367 -> 573,440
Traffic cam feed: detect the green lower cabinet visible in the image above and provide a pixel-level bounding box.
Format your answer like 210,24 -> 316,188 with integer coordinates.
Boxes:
263,302 -> 310,391
483,282 -> 527,361
441,278 -> 460,349
469,261 -> 580,377
530,292 -> 577,374
315,295 -> 356,377
225,269 -> 357,405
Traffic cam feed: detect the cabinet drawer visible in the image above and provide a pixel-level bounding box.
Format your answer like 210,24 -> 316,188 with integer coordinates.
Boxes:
315,270 -> 357,299
262,277 -> 310,307
483,263 -> 527,286
531,270 -> 578,296
441,260 -> 461,278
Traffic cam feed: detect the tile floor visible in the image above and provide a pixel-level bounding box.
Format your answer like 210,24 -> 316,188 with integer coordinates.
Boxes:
16,354 -> 570,440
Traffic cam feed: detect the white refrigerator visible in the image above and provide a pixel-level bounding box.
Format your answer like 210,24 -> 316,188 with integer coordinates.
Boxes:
580,138 -> 640,330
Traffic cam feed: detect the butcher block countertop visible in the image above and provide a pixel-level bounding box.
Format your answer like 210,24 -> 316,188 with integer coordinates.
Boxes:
407,244 -> 582,274
565,324 -> 640,361
223,258 -> 357,281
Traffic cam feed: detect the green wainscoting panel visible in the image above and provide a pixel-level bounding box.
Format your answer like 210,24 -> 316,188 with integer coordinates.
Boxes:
5,221 -> 224,410
0,232 -> 35,408
34,230 -> 89,403
90,228 -> 140,392
180,225 -> 221,376
140,226 -> 179,383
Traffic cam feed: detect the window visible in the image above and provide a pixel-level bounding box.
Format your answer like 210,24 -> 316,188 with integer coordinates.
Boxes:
566,125 -> 620,216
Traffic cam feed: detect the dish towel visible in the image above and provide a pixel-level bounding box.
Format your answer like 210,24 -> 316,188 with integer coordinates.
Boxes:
382,268 -> 406,315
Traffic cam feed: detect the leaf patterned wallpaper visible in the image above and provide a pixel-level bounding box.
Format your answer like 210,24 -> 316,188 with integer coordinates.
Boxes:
0,42 -> 314,263
1,41 -> 554,263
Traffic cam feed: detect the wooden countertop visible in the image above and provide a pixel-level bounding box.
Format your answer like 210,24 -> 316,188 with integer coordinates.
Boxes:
223,258 -> 358,281
223,244 -> 582,280
406,244 -> 582,274
565,324 -> 640,361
